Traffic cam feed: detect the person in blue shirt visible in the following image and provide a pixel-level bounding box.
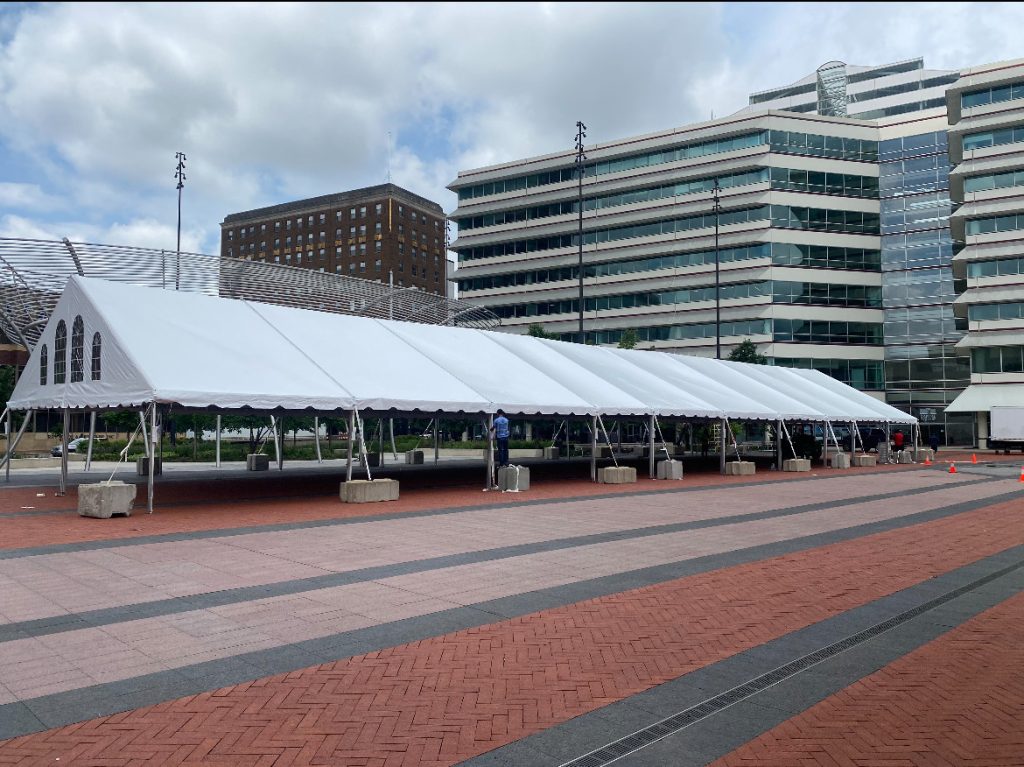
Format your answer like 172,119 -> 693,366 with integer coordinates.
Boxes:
491,409 -> 510,467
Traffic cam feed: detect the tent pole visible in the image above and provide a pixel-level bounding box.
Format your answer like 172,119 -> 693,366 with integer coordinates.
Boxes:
389,418 -> 397,459
314,416 -> 323,464
3,409 -> 9,482
1,409 -> 32,480
147,403 -> 156,513
139,411 -> 150,459
58,407 -> 69,496
648,414 -> 656,479
485,414 -> 494,490
719,418 -> 726,475
590,416 -> 598,482
85,411 -> 96,472
346,409 -> 355,482
215,415 -> 222,468
433,418 -> 440,464
277,416 -> 284,471
776,419 -> 783,470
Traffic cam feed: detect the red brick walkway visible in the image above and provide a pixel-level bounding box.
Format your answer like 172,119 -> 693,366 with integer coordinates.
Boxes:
0,495 -> 1019,766
711,590 -> 1024,766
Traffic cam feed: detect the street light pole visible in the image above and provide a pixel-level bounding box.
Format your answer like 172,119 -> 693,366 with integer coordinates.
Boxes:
175,151 -> 187,291
713,177 -> 721,359
575,121 -> 587,344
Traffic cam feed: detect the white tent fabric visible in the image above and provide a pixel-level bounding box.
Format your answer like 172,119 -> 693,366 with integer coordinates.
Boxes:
8,276 -> 916,425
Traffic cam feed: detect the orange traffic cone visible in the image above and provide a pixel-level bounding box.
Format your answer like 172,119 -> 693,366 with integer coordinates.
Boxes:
1019,466 -> 1024,483
971,453 -> 978,464
949,462 -> 957,474
924,456 -> 932,466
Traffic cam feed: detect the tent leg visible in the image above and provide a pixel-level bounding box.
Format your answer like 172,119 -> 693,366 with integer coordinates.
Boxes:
719,418 -> 726,475
278,416 -> 284,471
433,418 -> 439,464
590,416 -> 598,482
648,415 -> 656,479
85,411 -> 96,472
58,407 -> 69,496
389,418 -> 397,460
215,415 -> 222,468
4,409 -> 9,483
776,419 -> 783,470
485,414 -> 495,490
139,411 -> 150,459
314,416 -> 322,464
1,409 -> 33,480
147,403 -> 156,513
346,410 -> 355,482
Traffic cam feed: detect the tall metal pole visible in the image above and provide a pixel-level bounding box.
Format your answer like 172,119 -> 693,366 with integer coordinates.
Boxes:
175,151 -> 187,291
575,120 -> 587,344
713,178 -> 721,360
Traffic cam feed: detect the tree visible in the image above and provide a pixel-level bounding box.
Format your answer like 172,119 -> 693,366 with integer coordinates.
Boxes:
617,329 -> 638,349
527,324 -> 557,340
0,365 -> 14,414
728,339 -> 767,365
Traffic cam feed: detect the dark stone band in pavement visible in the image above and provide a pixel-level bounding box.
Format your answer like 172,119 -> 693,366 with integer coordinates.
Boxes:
0,476 -> 998,643
0,487 -> 1019,742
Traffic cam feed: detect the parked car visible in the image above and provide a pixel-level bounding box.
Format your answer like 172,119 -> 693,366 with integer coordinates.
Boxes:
51,438 -> 87,457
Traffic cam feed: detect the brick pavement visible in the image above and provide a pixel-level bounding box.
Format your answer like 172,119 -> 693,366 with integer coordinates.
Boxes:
710,590 -> 1024,767
0,483 -> 1020,766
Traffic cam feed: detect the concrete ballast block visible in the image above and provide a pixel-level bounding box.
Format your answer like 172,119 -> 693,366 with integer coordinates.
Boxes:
783,458 -> 811,472
598,466 -> 637,484
136,456 -> 162,476
78,481 -> 137,518
852,454 -> 877,467
543,446 -> 560,460
405,450 -> 424,465
339,478 -> 400,503
246,454 -> 269,471
656,459 -> 683,480
726,461 -> 756,475
829,452 -> 851,469
498,465 -> 530,491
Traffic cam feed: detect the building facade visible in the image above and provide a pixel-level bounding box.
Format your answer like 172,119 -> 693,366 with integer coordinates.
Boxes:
220,183 -> 448,295
450,109 -> 892,395
945,60 -> 1024,446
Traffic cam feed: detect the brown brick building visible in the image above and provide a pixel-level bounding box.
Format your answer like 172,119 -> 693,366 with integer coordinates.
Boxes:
220,183 -> 448,294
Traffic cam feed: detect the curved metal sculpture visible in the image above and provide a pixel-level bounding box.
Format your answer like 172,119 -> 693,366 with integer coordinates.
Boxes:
0,237 -> 499,351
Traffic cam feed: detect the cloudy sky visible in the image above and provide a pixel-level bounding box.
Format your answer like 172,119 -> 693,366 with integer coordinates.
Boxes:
0,1 -> 1022,255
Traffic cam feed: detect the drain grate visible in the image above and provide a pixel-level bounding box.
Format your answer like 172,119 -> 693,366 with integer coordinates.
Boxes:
559,557 -> 1024,767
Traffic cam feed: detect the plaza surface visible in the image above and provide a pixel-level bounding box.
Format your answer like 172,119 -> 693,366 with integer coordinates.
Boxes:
0,452 -> 1021,766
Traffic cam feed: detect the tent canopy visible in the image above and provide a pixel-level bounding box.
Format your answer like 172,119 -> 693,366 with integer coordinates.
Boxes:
8,276 -> 916,425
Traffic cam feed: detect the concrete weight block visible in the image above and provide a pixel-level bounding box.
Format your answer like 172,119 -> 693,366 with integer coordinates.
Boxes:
783,458 -> 811,472
829,452 -> 851,469
246,454 -> 269,471
498,465 -> 530,491
78,481 -> 136,518
339,478 -> 400,503
543,446 -> 560,460
726,461 -> 756,475
598,466 -> 637,484
405,450 -> 424,464
656,459 -> 683,479
851,454 -> 877,467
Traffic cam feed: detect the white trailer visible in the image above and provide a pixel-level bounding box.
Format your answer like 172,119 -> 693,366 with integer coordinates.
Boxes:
989,406 -> 1024,453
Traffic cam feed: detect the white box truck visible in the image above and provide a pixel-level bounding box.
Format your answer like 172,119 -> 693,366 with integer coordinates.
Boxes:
989,406 -> 1024,453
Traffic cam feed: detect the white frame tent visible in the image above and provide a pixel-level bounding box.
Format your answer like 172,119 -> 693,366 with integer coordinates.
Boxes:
4,277 -> 917,510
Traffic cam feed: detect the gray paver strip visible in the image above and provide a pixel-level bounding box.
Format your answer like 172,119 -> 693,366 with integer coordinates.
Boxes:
0,472 -> 970,625
0,477 -> 1015,705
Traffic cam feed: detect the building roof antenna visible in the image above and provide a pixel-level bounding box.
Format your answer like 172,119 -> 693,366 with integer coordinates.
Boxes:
386,131 -> 392,184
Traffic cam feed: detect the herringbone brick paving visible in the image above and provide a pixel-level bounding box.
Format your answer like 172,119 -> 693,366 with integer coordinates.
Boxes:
0,494 -> 1020,766
710,590 -> 1024,767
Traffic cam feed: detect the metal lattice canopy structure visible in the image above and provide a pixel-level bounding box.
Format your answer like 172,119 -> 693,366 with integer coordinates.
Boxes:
0,237 -> 499,352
